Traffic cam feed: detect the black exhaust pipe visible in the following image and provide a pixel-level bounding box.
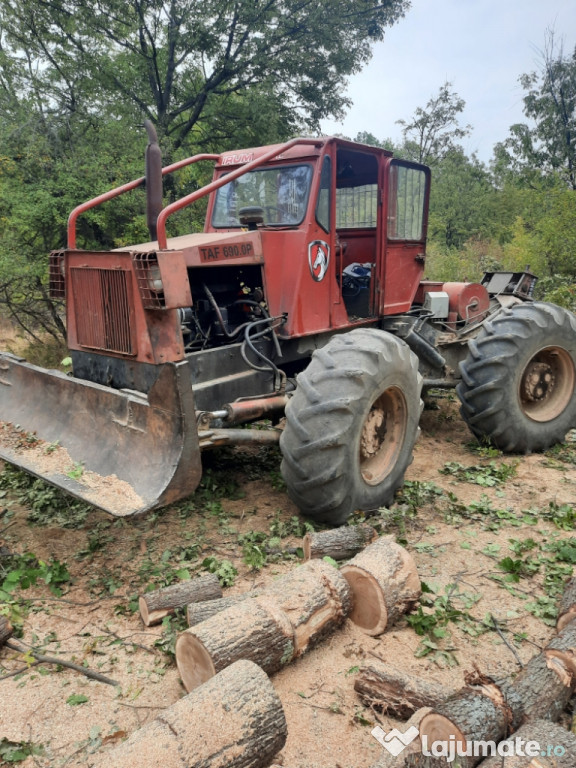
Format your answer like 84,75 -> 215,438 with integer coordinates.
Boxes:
144,120 -> 163,242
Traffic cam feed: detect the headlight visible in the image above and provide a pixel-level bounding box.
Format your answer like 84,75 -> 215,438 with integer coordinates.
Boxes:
147,265 -> 164,292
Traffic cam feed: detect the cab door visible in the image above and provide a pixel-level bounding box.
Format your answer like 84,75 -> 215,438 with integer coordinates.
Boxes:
378,159 -> 430,316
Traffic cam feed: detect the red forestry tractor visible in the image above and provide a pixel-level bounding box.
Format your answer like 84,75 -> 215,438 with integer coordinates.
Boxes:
1,125 -> 575,524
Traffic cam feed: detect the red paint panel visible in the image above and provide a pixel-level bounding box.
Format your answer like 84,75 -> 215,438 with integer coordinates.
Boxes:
65,250 -> 184,364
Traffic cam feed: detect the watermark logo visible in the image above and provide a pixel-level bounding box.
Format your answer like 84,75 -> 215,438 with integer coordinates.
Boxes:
371,725 -> 419,757
370,727 -> 567,763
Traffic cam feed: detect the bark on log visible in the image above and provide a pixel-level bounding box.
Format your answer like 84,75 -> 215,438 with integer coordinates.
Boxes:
341,536 -> 421,636
89,659 -> 287,768
411,682 -> 523,768
355,663 -> 454,718
545,617 -> 576,676
557,577 -> 576,631
478,718 -> 576,767
139,574 -> 222,626
370,708 -> 432,768
0,615 -> 12,649
263,560 -> 351,655
512,651 -> 575,722
187,593 -> 261,626
176,597 -> 295,692
303,524 -> 378,561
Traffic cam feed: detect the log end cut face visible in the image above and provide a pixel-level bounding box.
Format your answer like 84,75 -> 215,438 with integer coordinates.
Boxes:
175,632 -> 216,692
340,566 -> 388,636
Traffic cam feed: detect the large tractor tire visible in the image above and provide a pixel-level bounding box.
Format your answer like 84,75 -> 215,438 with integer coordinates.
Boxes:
457,302 -> 576,452
279,328 -> 422,525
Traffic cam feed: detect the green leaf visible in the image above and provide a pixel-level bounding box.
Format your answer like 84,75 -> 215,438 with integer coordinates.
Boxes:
66,694 -> 89,706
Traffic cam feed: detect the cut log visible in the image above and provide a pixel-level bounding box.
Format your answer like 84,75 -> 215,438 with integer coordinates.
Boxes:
177,561 -> 351,691
263,560 -> 351,655
0,615 -> 13,649
478,718 -> 576,767
557,578 -> 576,631
355,663 -> 454,718
139,574 -> 222,626
187,593 -> 261,626
511,650 -> 574,722
89,659 -> 287,768
370,708 -> 432,768
303,524 -> 378,561
176,597 -> 294,692
412,681 -> 523,768
341,535 -> 421,636
545,617 -> 576,676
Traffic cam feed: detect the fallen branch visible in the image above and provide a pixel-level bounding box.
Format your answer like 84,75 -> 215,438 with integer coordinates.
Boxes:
489,614 -> 524,668
4,639 -> 119,687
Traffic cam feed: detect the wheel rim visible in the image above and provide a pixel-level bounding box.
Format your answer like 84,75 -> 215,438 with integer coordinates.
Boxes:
359,386 -> 408,486
519,346 -> 575,423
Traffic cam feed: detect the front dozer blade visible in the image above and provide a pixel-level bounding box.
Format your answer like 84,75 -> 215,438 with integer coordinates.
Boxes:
0,354 -> 202,516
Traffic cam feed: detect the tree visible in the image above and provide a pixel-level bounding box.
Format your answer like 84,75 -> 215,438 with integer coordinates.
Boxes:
396,82 -> 471,165
494,33 -> 576,190
0,0 -> 410,153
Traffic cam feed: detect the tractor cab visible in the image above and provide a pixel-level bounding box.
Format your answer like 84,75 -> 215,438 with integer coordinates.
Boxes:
203,138 -> 431,337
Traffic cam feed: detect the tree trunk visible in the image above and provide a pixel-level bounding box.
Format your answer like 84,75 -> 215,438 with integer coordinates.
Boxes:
411,682 -> 523,768
478,718 -> 576,767
0,615 -> 12,649
355,663 -> 454,718
557,578 -> 576,631
303,524 -> 378,561
370,708 -> 432,768
263,560 -> 351,655
546,616 -> 576,675
176,597 -> 295,693
341,536 -> 421,636
89,659 -> 287,768
139,574 -> 222,626
511,650 -> 574,721
187,593 -> 260,626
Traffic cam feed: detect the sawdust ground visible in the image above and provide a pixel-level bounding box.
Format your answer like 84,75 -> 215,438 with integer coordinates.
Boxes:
1,394 -> 575,767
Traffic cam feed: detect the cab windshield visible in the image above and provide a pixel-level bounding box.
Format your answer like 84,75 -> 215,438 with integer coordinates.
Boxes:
212,164 -> 313,227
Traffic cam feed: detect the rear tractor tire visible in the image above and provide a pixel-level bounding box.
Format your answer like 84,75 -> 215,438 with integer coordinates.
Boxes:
280,328 -> 423,525
457,302 -> 576,452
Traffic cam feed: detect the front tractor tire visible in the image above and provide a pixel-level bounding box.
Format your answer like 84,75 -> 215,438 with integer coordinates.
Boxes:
457,302 -> 576,453
280,328 -> 423,525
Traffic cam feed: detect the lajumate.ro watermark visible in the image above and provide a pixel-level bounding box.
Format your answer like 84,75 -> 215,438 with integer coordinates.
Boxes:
371,724 -> 568,762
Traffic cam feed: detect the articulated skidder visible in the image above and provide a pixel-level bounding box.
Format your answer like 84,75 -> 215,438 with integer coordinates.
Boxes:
1,124 -> 575,523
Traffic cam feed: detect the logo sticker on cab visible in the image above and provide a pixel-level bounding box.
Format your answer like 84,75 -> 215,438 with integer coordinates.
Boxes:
308,240 -> 330,282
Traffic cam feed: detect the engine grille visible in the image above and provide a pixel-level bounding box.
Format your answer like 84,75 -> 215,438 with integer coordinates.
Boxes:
70,267 -> 136,355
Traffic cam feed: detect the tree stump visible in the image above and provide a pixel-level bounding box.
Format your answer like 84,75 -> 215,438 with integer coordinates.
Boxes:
263,560 -> 352,655
370,708 -> 432,768
0,615 -> 12,649
176,598 -> 295,692
89,659 -> 287,768
303,523 -> 378,561
557,578 -> 576,631
341,536 -> 421,635
413,681 -> 523,768
355,663 -> 454,718
478,718 -> 576,767
187,593 -> 260,626
139,574 -> 222,626
512,651 -> 574,722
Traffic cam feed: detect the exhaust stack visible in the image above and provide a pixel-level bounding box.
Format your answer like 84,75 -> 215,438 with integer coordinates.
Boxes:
144,120 -> 163,241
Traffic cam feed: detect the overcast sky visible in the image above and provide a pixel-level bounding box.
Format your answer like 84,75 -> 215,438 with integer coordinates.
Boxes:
320,0 -> 576,163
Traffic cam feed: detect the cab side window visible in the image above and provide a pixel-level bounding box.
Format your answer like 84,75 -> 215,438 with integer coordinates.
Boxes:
315,156 -> 332,233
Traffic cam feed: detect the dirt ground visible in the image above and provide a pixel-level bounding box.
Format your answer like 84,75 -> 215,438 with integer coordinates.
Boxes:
1,393 -> 575,767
